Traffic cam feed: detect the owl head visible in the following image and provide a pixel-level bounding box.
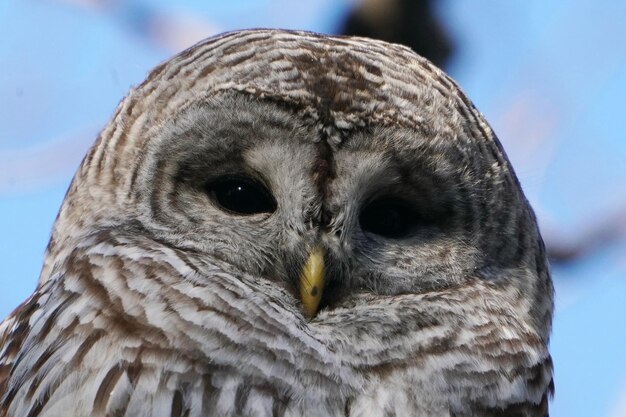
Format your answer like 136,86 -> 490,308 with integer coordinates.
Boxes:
42,29 -> 551,334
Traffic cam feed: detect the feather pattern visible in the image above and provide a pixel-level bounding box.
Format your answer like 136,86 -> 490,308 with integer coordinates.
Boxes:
0,29 -> 553,416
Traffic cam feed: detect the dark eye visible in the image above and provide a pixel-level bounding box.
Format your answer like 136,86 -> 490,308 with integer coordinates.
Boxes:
359,198 -> 420,239
207,177 -> 276,215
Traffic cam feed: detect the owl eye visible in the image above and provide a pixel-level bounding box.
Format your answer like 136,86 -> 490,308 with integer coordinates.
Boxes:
359,198 -> 419,239
207,177 -> 277,215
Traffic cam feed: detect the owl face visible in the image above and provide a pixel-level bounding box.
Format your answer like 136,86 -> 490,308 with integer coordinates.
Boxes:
132,91 -> 495,317
42,30 -> 547,325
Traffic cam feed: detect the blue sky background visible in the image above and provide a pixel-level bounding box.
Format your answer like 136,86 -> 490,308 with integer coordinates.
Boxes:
1,1 -> 625,416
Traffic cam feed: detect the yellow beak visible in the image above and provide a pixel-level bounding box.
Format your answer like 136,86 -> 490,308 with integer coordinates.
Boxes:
299,247 -> 325,318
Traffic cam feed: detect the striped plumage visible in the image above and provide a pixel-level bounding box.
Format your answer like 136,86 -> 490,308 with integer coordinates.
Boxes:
0,29 -> 553,416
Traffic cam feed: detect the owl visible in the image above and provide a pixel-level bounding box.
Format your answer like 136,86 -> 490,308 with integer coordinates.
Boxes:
0,29 -> 553,416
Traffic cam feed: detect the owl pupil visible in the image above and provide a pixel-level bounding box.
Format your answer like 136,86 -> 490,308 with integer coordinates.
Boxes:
359,198 -> 416,239
209,178 -> 276,215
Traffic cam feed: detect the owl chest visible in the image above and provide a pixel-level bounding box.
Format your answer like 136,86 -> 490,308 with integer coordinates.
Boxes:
77,364 -> 354,417
56,350 -> 439,417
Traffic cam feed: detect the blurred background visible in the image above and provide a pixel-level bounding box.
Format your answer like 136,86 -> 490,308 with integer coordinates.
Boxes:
1,1 -> 625,415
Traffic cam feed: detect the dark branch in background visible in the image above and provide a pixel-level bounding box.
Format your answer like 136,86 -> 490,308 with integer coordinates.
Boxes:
338,0 -> 454,69
544,205 -> 626,264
